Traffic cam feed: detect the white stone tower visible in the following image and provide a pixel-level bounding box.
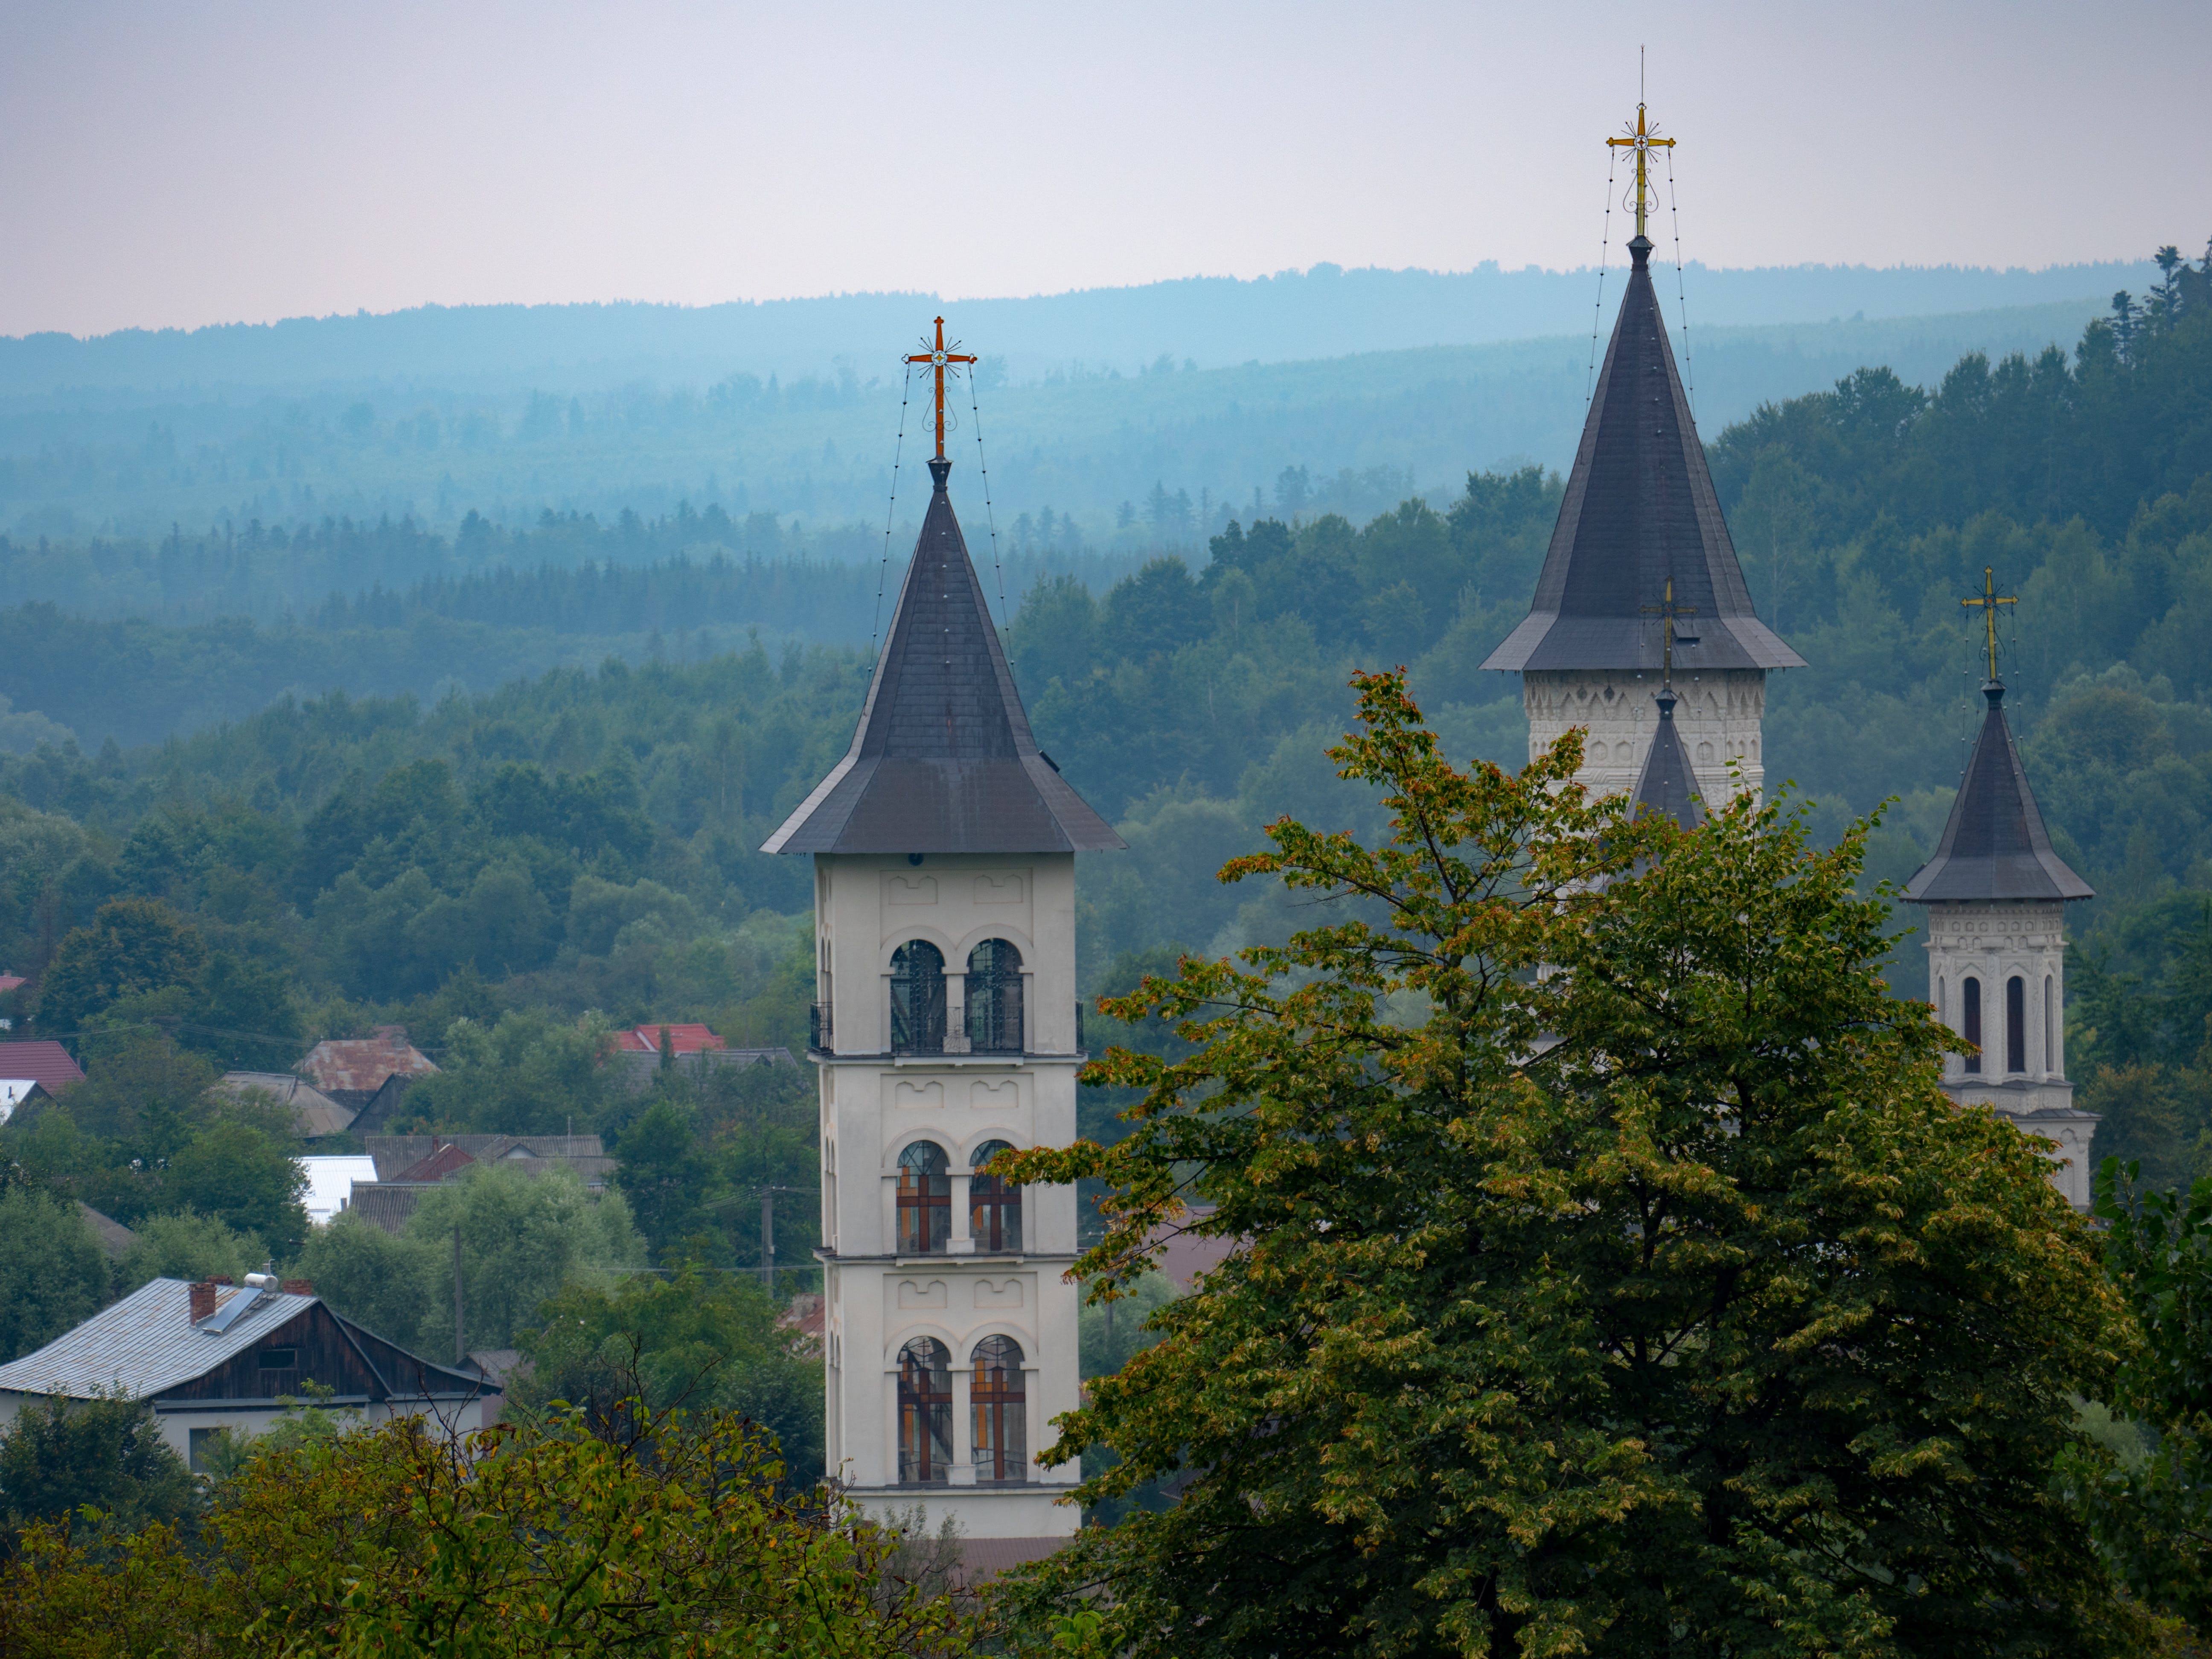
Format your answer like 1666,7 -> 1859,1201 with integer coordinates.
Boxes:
1480,119 -> 1802,800
1904,673 -> 2099,1208
762,445 -> 1122,1542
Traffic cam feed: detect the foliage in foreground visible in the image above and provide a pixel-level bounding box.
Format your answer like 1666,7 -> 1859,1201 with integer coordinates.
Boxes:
0,1390 -> 970,1658
997,671 -> 2135,1658
2063,1162 -> 2212,1632
0,1394 -> 197,1555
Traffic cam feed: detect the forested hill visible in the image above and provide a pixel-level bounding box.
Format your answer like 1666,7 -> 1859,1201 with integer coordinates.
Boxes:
1,254 -> 2211,1194
3,259 -> 2155,395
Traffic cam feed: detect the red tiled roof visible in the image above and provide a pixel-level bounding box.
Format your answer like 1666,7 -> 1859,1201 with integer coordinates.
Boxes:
775,1293 -> 826,1357
612,1023 -> 728,1055
955,1537 -> 1068,1584
1153,1207 -> 1234,1289
0,1040 -> 85,1091
393,1141 -> 477,1184
0,974 -> 25,995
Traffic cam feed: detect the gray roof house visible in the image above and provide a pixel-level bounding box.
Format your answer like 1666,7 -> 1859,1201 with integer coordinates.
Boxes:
0,1277 -> 496,1470
218,1071 -> 358,1138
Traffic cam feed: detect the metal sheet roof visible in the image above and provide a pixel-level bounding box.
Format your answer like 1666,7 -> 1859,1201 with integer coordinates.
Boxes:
301,1155 -> 380,1227
763,457 -> 1123,856
299,1029 -> 439,1094
1629,690 -> 1705,830
219,1071 -> 357,1138
1904,685 -> 2093,904
363,1134 -> 605,1183
1482,240 -> 1803,675
0,1279 -> 313,1400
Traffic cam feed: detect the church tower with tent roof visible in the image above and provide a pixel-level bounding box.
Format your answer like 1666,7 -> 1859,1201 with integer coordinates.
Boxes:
763,320 -> 1122,1542
1482,101 -> 1803,802
1903,570 -> 2099,1208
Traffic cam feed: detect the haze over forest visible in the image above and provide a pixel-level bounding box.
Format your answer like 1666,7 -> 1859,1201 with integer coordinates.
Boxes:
0,259 -> 2154,549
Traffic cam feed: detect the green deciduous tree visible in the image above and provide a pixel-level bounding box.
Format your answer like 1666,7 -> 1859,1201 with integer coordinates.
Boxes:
0,1187 -> 109,1365
401,1010 -> 620,1137
163,1119 -> 305,1257
2062,1164 -> 2212,1636
35,898 -> 205,1033
613,1100 -> 713,1260
292,1212 -> 435,1350
115,1210 -> 267,1297
407,1163 -> 645,1356
515,1264 -> 823,1479
997,672 -> 2136,1659
0,1395 -> 197,1552
0,1390 -> 970,1656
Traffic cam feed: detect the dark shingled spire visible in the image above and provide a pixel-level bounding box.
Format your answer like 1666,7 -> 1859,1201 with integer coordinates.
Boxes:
1629,686 -> 1703,830
1481,238 -> 1803,674
1904,683 -> 2091,904
762,457 -> 1123,856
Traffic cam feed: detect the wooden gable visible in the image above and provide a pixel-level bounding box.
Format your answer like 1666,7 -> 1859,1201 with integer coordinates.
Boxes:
155,1303 -> 384,1404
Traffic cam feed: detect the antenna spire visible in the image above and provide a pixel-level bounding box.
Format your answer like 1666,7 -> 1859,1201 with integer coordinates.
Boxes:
904,317 -> 977,463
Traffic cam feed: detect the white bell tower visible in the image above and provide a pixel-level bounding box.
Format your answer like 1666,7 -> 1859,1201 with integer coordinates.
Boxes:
1905,671 -> 2098,1209
763,450 -> 1122,1541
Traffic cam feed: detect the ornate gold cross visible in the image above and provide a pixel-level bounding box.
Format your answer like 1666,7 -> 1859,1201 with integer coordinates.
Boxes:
1607,101 -> 1675,240
1961,565 -> 2017,681
904,317 -> 977,461
1642,576 -> 1697,685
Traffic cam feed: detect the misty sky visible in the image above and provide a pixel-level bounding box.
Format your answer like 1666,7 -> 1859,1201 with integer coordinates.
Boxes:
3,0 -> 2203,340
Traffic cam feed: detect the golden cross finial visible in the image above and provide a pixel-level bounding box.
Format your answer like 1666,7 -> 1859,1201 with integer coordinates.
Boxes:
904,317 -> 978,462
1606,98 -> 1676,240
1960,565 -> 2017,682
1642,576 -> 1697,686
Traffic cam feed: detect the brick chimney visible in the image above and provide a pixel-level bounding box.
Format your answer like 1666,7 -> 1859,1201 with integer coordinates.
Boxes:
281,1279 -> 314,1296
189,1280 -> 217,1323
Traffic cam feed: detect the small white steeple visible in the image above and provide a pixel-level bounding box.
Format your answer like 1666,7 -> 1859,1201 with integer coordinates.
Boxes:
1905,653 -> 2098,1208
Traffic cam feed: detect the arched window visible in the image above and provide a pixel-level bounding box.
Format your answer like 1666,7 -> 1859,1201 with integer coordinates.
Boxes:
969,1140 -> 1022,1254
2044,975 -> 2055,1072
891,940 -> 946,1054
896,1337 -> 952,1484
967,939 -> 1025,1054
1962,977 -> 1983,1074
970,1335 -> 1027,1484
896,1142 -> 950,1254
2006,975 -> 2026,1074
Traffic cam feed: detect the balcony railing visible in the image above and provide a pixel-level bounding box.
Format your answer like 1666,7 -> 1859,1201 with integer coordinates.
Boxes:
967,976 -> 1024,1055
891,976 -> 948,1056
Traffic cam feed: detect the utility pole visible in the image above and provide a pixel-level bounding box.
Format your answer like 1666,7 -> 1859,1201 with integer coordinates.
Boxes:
454,1226 -> 465,1366
756,1185 -> 803,1297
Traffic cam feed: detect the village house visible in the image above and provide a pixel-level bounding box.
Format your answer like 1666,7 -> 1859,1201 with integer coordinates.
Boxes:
0,1276 -> 497,1471
297,1026 -> 439,1134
